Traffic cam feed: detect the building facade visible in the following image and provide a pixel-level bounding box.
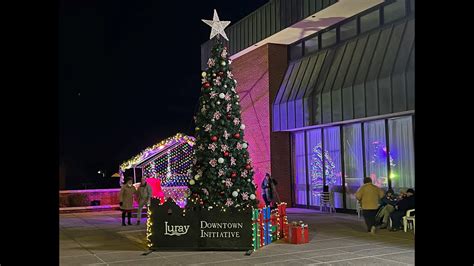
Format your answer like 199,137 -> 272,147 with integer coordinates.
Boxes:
201,0 -> 414,210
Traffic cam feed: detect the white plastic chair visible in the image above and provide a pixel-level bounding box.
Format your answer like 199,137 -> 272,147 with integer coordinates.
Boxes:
319,192 -> 335,213
403,209 -> 415,233
356,201 -> 362,219
389,209 -> 415,233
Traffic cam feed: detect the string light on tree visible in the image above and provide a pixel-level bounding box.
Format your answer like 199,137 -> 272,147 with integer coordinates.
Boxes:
310,143 -> 336,197
187,10 -> 258,211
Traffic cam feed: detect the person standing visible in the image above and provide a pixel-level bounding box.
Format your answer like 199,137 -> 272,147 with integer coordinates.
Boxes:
136,178 -> 153,225
119,178 -> 137,226
261,173 -> 278,208
356,177 -> 384,234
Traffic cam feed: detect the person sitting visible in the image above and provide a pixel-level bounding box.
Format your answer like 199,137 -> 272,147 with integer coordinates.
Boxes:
378,189 -> 398,229
389,188 -> 415,231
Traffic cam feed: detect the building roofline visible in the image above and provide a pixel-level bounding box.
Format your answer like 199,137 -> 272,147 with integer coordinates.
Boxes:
230,0 -> 384,60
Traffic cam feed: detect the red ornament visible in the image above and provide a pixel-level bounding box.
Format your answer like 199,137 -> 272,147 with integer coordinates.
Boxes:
211,136 -> 218,142
220,191 -> 225,195
218,71 -> 224,76
245,164 -> 251,170
234,133 -> 240,139
203,82 -> 211,89
226,114 -> 231,120
231,172 -> 237,178
224,151 -> 229,157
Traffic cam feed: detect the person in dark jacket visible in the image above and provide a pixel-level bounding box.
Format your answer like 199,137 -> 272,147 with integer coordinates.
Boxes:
261,173 -> 278,207
381,189 -> 398,207
378,189 -> 398,229
136,178 -> 153,225
389,188 -> 415,231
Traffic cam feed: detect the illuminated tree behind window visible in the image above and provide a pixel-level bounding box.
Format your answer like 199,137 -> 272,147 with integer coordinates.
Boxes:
369,141 -> 396,187
310,143 -> 336,197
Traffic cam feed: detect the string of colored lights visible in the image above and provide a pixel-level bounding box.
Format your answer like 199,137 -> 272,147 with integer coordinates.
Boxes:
120,133 -> 195,171
146,207 -> 153,249
142,142 -> 194,185
310,143 -> 336,196
162,187 -> 189,208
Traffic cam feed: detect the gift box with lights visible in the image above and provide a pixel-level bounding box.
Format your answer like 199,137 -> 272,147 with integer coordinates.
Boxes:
277,202 -> 288,239
258,211 -> 265,247
270,209 -> 280,240
271,225 -> 278,241
262,206 -> 272,245
252,208 -> 260,250
285,221 -> 309,244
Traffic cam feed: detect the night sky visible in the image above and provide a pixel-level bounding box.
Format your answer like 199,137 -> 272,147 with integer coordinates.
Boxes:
59,0 -> 269,188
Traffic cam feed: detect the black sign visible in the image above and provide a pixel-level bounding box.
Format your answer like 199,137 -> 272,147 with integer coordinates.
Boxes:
148,198 -> 253,251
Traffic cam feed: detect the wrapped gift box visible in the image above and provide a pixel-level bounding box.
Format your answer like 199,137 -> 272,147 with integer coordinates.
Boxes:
270,210 -> 280,240
286,221 -> 309,244
271,225 -> 278,241
262,207 -> 272,245
277,203 -> 288,238
252,208 -> 260,250
259,212 -> 264,247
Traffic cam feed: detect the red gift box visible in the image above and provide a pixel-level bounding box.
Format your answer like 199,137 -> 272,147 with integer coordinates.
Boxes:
277,203 -> 287,217
270,210 -> 280,239
286,222 -> 309,244
277,203 -> 288,238
259,212 -> 264,247
283,224 -> 289,242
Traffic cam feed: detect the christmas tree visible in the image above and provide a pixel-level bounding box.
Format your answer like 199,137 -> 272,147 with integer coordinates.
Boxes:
187,10 -> 258,211
310,143 -> 337,196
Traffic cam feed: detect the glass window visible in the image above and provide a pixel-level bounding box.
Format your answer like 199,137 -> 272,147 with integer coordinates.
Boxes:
321,28 -> 337,48
304,35 -> 319,55
306,128 -> 323,206
360,9 -> 380,33
339,19 -> 357,41
343,123 -> 364,210
388,116 -> 415,190
384,0 -> 406,24
290,42 -> 303,60
364,120 -> 389,189
293,132 -> 307,205
323,127 -> 343,208
410,0 -> 414,13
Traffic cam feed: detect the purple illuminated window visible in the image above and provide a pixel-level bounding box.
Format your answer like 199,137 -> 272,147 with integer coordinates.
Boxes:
323,127 -> 343,208
293,132 -> 307,205
306,128 -> 322,206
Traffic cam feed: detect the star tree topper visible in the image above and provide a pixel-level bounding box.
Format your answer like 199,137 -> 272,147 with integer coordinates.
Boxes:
202,9 -> 231,41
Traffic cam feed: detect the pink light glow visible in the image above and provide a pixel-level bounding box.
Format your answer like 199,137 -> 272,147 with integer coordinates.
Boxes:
233,55 -> 271,208
146,178 -> 165,204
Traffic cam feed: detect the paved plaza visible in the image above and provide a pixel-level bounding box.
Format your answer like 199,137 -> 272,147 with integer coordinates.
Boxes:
60,208 -> 414,265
